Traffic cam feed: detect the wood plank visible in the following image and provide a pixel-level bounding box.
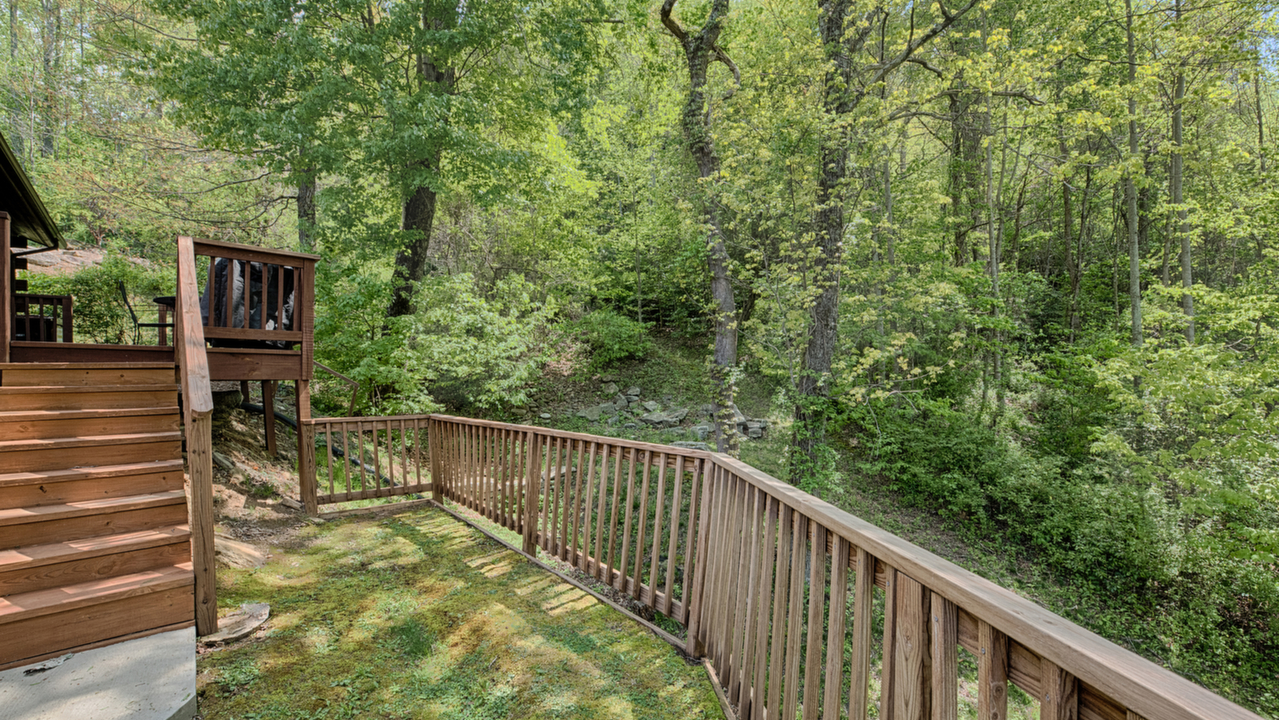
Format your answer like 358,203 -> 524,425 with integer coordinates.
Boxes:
0,366 -> 175,387
0,489 -> 187,527
263,380 -> 277,456
206,348 -> 303,381
679,457 -> 703,624
0,584 -> 193,668
193,237 -> 320,263
849,547 -> 876,720
0,502 -> 189,559
781,512 -> 808,720
0,468 -> 183,511
647,452 -> 669,609
0,408 -> 179,442
617,446 -> 640,592
882,566 -> 899,720
766,504 -> 794,720
297,381 -> 316,515
823,536 -> 850,720
931,592 -> 959,720
0,620 -> 194,673
802,523 -> 828,720
316,483 -> 432,505
1041,658 -> 1080,720
683,458 -> 715,656
749,497 -> 779,720
979,621 -> 1009,720
731,484 -> 763,707
577,442 -> 598,573
428,414 -> 715,462
10,342 -> 175,365
0,539 -> 191,597
706,454 -> 1259,720
662,454 -> 684,616
893,574 -> 930,720
631,450 -> 655,600
0,387 -> 178,412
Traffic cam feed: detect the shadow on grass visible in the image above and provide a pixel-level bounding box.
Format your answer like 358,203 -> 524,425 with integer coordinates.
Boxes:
199,506 -> 723,720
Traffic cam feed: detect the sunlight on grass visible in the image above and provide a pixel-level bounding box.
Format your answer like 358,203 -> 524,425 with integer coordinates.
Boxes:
199,505 -> 723,720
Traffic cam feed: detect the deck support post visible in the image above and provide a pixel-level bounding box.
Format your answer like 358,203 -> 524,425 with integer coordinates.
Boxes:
263,380 -> 277,456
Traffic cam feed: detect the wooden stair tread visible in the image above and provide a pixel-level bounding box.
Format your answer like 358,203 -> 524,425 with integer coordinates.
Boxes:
0,407 -> 180,423
0,490 -> 187,527
0,459 -> 185,488
0,431 -> 183,453
0,362 -> 175,370
0,563 -> 193,623
0,526 -> 191,572
0,384 -> 180,394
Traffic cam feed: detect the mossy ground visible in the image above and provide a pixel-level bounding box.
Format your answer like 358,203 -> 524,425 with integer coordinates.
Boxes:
199,506 -> 724,720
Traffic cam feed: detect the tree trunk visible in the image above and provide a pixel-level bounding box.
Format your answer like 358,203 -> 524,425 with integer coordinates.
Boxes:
386,9 -> 454,320
1125,0 -> 1142,348
1172,0 -> 1193,342
662,0 -> 739,455
297,170 -> 317,253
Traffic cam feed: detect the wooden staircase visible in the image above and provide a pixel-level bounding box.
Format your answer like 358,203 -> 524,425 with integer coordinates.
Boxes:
0,362 -> 195,670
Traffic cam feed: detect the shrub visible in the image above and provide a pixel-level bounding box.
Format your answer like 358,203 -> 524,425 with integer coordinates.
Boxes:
566,307 -> 653,371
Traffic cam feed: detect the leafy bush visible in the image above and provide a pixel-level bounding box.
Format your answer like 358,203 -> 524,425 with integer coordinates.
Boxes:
565,307 -> 653,371
314,267 -> 554,414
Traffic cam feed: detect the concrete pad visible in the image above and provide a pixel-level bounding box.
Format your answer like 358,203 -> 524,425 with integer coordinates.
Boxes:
0,627 -> 196,720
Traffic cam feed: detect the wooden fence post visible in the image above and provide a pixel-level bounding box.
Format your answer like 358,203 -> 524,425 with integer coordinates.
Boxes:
176,236 -> 217,636
522,431 -> 540,556
429,419 -> 442,502
297,379 -> 318,515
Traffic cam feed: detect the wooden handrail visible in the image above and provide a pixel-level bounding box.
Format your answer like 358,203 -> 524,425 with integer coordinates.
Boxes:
399,414 -> 1264,720
175,235 -> 216,636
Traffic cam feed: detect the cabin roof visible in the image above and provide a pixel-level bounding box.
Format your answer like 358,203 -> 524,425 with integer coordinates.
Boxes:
0,130 -> 63,249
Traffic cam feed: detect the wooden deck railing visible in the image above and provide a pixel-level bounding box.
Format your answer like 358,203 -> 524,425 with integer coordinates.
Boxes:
176,235 -> 217,636
299,414 -> 1265,720
193,238 -> 315,366
12,292 -> 71,342
306,415 -> 432,507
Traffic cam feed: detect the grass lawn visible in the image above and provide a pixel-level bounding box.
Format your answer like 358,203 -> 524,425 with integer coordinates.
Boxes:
199,506 -> 724,720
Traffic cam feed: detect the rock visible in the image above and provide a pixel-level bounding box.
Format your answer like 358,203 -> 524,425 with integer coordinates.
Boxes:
625,386 -> 641,397
306,516 -> 326,525
27,253 -> 58,267
199,603 -> 270,646
215,532 -> 268,569
730,403 -> 747,424
746,421 -> 762,430
622,423 -> 638,429
602,382 -> 619,395
747,427 -> 764,439
612,393 -> 629,411
692,424 -> 713,441
539,413 -> 552,419
671,441 -> 711,451
280,497 -> 304,511
577,405 -> 605,421
607,415 -> 621,427
600,374 -> 616,383
700,403 -> 715,419
639,407 -> 689,428
641,400 -> 661,413
212,451 -> 236,472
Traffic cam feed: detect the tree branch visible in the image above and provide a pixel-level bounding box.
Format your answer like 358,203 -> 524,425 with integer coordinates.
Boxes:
660,0 -> 687,43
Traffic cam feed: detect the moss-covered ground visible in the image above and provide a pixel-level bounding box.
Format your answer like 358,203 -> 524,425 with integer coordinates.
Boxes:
198,506 -> 724,720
